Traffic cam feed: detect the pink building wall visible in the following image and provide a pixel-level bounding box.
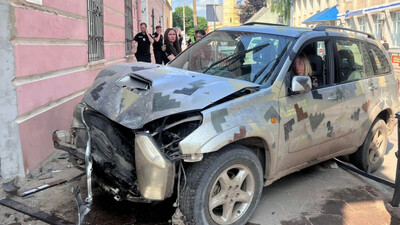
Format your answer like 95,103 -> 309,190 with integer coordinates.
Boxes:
147,0 -> 165,32
8,0 -> 142,174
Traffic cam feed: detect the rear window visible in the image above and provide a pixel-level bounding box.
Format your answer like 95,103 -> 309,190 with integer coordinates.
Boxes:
367,44 -> 391,75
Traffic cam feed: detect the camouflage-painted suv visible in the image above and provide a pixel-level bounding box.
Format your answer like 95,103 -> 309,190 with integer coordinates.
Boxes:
53,24 -> 398,225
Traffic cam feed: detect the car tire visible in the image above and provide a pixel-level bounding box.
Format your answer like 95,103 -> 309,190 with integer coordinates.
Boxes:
179,145 -> 263,225
350,119 -> 387,173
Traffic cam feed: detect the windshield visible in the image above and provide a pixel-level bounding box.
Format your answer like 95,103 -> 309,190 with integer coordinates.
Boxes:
168,30 -> 294,84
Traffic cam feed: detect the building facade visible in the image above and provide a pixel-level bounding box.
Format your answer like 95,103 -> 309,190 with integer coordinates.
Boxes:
165,0 -> 173,29
337,0 -> 400,52
207,0 -> 241,32
0,0 -> 164,179
292,0 -> 400,52
292,0 -> 339,27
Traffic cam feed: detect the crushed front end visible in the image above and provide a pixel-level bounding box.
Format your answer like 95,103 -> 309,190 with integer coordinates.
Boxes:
53,102 -> 202,202
52,63 -> 257,204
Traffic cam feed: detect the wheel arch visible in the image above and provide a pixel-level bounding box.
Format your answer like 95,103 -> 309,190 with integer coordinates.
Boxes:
376,108 -> 391,123
376,108 -> 395,134
180,123 -> 279,181
227,137 -> 272,181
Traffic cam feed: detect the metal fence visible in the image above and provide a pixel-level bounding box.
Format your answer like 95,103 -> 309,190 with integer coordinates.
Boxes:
88,0 -> 104,62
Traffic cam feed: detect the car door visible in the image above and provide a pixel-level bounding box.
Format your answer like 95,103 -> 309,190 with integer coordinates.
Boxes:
277,39 -> 346,172
334,39 -> 376,150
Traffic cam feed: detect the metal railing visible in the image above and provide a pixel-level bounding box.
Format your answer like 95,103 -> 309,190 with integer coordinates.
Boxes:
88,0 -> 104,62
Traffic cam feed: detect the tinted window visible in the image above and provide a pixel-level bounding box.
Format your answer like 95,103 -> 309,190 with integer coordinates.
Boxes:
367,44 -> 391,75
360,43 -> 375,77
336,40 -> 364,82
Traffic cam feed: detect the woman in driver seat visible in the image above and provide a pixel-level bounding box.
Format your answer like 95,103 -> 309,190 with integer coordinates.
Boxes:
292,53 -> 319,88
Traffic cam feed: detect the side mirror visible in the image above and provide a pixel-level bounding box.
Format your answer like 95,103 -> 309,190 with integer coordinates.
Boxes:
291,76 -> 312,93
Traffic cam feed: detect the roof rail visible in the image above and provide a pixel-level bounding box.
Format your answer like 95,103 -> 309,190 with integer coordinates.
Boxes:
242,22 -> 286,27
313,25 -> 375,39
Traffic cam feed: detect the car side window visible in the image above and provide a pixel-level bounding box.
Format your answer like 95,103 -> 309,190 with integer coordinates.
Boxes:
367,44 -> 391,75
360,43 -> 375,77
336,39 -> 365,82
288,40 -> 329,93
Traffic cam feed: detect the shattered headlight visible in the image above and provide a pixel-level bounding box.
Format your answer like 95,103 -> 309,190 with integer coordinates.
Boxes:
143,112 -> 203,161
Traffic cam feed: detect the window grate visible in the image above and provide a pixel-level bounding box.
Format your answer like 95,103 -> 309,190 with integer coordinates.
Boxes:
88,0 -> 104,62
125,0 -> 133,55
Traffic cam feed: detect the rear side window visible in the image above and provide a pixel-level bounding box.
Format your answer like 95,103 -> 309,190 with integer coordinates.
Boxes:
336,40 -> 365,82
360,43 -> 375,77
367,44 -> 391,75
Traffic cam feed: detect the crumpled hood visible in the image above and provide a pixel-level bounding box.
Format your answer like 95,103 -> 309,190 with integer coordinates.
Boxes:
83,62 -> 259,129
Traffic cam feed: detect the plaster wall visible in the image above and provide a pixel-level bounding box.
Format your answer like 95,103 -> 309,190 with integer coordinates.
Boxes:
147,0 -> 164,32
0,1 -> 25,179
3,0 -> 139,175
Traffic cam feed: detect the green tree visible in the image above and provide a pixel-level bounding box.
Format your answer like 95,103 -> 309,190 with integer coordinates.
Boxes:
270,0 -> 291,25
238,0 -> 266,23
173,6 -> 208,37
197,17 -> 207,31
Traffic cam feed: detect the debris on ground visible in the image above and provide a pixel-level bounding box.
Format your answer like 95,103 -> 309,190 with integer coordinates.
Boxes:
0,197 -> 74,225
18,179 -> 66,197
58,153 -> 69,159
322,160 -> 339,169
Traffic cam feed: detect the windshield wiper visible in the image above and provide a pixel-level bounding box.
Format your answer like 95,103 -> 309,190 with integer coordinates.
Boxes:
252,42 -> 291,84
202,43 -> 270,74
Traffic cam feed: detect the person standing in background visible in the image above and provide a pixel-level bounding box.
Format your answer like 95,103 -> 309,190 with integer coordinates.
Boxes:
187,29 -> 206,47
381,37 -> 389,51
162,28 -> 182,64
134,23 -> 154,63
153,25 -> 163,64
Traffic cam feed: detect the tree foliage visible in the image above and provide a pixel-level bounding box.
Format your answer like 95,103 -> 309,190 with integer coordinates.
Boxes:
173,6 -> 208,37
237,0 -> 266,23
270,0 -> 291,24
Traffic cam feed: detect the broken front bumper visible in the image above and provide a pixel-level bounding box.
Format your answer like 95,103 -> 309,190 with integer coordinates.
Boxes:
53,129 -> 175,201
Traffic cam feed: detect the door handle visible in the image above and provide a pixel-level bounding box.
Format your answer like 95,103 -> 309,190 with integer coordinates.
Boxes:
327,95 -> 338,100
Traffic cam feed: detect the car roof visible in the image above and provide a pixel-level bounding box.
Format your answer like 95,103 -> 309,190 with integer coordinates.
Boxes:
218,24 -> 312,38
218,24 -> 379,44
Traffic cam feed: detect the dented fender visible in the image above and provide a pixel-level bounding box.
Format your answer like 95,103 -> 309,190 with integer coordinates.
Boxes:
179,88 -> 281,179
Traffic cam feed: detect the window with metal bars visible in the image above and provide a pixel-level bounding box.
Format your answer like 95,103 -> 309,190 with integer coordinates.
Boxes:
125,0 -> 133,55
88,0 -> 104,62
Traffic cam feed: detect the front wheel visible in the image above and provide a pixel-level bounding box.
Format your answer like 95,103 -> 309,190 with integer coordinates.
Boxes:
180,145 -> 263,225
350,119 -> 388,173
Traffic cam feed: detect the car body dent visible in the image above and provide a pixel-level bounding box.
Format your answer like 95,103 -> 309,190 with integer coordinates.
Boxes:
179,87 -> 279,180
83,62 -> 260,129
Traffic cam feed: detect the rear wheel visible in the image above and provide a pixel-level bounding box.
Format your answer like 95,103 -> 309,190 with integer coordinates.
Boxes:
350,119 -> 387,173
180,145 -> 263,225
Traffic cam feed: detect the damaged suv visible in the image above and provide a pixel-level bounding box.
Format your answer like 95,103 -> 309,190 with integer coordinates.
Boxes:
53,24 -> 398,225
